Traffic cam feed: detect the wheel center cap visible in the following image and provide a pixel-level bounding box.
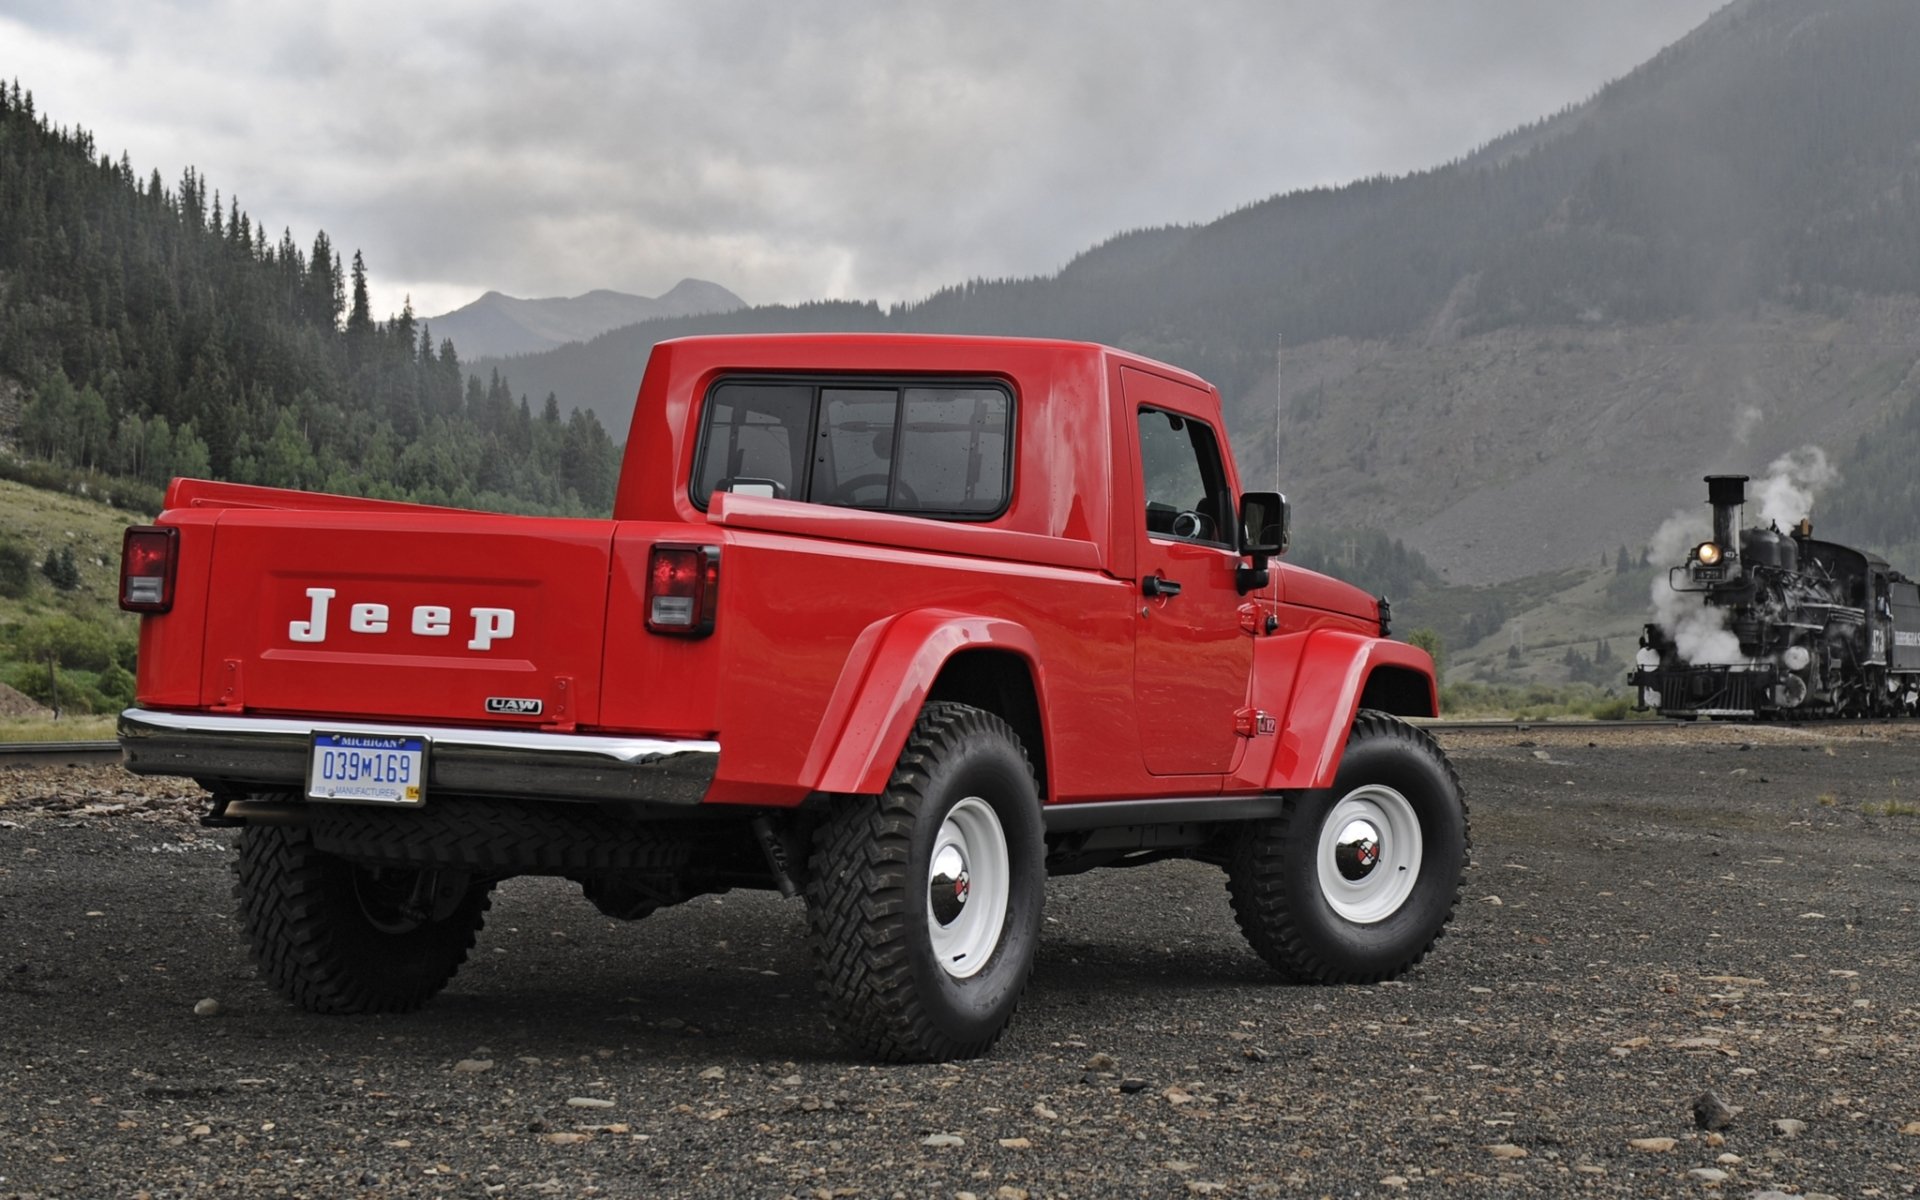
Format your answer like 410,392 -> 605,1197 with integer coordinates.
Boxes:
1335,819 -> 1384,882
929,845 -> 970,927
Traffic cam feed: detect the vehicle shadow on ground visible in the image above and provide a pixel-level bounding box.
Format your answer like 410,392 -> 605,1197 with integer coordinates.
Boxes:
386,867 -> 1334,1055
205,865 -> 1328,1066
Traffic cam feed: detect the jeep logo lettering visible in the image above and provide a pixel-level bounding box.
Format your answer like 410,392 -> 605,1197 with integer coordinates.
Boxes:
288,588 -> 517,651
485,697 -> 543,715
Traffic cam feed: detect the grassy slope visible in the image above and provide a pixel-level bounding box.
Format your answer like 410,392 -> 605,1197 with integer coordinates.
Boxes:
0,477 -> 149,733
0,477 -> 144,629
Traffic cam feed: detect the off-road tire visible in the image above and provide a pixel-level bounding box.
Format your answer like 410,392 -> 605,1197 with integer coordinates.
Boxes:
804,702 -> 1044,1062
1227,710 -> 1468,983
234,818 -> 494,1014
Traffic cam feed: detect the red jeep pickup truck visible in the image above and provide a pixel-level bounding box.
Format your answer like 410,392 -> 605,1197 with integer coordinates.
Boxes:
118,334 -> 1465,1062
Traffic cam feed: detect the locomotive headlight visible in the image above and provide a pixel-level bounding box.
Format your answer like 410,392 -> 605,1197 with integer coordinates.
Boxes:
1695,541 -> 1723,566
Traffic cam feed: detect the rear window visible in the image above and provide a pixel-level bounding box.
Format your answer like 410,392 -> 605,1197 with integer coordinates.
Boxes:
693,378 -> 1013,518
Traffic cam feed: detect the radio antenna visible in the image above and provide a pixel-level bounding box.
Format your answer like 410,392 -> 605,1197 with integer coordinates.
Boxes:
1274,336 -> 1283,492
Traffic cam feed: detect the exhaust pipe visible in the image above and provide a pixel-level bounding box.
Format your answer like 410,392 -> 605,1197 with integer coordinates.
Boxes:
1705,474 -> 1748,556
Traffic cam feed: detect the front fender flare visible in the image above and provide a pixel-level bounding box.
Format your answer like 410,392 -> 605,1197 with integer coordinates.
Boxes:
1267,632 -> 1437,791
804,609 -> 1045,796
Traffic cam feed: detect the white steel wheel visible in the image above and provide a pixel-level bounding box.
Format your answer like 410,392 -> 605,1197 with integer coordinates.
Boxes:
1315,784 -> 1423,924
806,702 -> 1045,1061
926,796 -> 1011,979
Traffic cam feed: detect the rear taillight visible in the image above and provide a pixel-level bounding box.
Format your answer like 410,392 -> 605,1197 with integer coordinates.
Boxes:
119,525 -> 179,613
645,544 -> 719,637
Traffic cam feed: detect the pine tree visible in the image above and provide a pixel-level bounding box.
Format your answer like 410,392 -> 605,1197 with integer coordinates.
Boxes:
41,545 -> 81,591
307,232 -> 343,330
347,250 -> 371,336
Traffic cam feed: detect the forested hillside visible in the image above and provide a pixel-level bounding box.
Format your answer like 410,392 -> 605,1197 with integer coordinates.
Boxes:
10,0 -> 1920,604
1818,365 -> 1920,571
0,81 -> 621,516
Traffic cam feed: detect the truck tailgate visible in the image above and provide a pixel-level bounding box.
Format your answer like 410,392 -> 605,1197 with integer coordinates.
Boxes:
196,510 -> 613,727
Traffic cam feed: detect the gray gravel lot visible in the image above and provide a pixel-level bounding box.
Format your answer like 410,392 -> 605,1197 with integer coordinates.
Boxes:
4,724 -> 1920,1198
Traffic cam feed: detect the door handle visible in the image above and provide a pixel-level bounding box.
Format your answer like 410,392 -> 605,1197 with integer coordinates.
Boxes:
1143,576 -> 1183,598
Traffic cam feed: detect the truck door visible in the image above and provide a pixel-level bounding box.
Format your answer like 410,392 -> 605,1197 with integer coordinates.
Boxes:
1123,368 -> 1254,777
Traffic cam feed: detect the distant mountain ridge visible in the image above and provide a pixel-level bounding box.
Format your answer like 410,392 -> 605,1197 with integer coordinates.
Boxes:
484,0 -> 1920,582
424,279 -> 744,360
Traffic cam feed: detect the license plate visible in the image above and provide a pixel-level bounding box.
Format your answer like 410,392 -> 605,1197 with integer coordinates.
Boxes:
308,732 -> 427,805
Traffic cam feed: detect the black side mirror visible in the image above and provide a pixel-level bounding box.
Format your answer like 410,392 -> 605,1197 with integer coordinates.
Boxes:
1236,491 -> 1288,594
1239,491 -> 1288,557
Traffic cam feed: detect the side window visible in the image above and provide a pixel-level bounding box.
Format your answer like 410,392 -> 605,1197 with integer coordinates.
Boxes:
694,383 -> 811,501
694,377 -> 1014,518
1137,408 -> 1232,545
810,389 -> 899,507
895,387 -> 1009,514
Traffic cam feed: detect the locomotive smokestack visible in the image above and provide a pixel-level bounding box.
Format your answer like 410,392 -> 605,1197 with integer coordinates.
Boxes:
1706,474 -> 1748,554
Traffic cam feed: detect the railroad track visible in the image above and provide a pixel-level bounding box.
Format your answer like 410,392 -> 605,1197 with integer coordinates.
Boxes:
0,740 -> 123,766
1417,716 -> 1919,734
1414,718 -> 1684,734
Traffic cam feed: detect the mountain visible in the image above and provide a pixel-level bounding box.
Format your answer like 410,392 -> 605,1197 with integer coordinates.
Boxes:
424,280 -> 744,360
492,0 -> 1920,583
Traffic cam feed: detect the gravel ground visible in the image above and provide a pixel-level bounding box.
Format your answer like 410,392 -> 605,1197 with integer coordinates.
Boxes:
4,724 -> 1920,1198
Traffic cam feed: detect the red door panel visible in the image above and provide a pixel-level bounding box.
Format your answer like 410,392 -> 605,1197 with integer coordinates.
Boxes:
1122,369 -> 1252,777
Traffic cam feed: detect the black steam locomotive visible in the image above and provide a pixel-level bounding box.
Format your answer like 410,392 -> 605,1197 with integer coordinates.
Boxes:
1632,474 -> 1920,718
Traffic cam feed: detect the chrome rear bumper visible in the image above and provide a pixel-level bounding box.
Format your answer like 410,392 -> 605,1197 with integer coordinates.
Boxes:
118,708 -> 719,806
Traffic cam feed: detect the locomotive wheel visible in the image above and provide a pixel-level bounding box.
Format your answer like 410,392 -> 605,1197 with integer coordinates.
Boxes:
1227,711 -> 1468,982
803,702 -> 1044,1062
235,816 -> 494,1014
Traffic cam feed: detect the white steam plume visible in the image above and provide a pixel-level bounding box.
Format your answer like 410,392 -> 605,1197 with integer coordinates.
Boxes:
1647,507 -> 1744,664
1752,445 -> 1836,530
1644,444 -> 1838,666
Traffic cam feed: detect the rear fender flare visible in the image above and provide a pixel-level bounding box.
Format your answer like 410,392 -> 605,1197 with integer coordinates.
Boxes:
806,609 -> 1046,796
1267,631 -> 1437,791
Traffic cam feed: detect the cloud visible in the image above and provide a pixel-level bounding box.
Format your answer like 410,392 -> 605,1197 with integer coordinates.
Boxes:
4,0 -> 1726,319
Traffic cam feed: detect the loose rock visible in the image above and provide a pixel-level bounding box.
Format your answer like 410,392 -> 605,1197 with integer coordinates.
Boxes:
1691,1089 -> 1736,1130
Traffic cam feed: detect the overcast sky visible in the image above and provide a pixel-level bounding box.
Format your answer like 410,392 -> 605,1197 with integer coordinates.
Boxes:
7,0 -> 1727,321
